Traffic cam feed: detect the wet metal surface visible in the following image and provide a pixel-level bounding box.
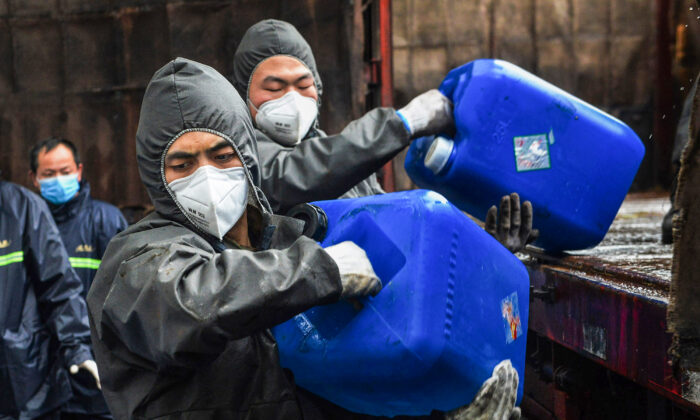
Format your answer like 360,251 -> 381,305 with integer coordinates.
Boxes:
524,193 -> 673,301
569,194 -> 672,281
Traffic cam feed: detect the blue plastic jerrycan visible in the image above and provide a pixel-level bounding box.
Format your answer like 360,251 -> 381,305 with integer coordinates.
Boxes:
405,59 -> 645,251
272,190 -> 529,416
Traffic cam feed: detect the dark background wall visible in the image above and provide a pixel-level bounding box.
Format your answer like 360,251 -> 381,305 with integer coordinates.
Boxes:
0,0 -> 360,207
0,0 -> 698,208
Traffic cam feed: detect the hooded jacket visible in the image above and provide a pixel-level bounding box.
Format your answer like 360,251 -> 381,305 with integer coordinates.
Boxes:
0,181 -> 92,418
86,58 -> 343,419
46,181 -> 126,415
232,19 -> 411,213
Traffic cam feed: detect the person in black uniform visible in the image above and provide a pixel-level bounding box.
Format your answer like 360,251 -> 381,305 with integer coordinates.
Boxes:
0,176 -> 97,420
29,138 -> 126,419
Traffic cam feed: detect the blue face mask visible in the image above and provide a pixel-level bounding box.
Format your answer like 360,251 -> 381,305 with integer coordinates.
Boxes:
39,174 -> 80,205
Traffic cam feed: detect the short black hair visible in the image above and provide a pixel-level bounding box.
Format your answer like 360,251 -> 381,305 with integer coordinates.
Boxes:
29,138 -> 80,173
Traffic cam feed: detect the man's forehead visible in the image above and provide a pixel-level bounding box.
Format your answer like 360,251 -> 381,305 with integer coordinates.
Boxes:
254,55 -> 312,79
167,131 -> 233,154
37,144 -> 76,165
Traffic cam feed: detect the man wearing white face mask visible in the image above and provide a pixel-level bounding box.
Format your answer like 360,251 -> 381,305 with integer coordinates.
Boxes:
86,58 -> 386,419
233,19 -> 537,256
232,19 -> 454,214
230,20 -> 526,420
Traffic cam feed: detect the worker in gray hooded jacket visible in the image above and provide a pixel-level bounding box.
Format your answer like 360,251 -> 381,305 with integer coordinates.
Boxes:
88,58 -> 520,419
86,58 -> 383,418
233,19 -> 536,255
232,19 -> 452,214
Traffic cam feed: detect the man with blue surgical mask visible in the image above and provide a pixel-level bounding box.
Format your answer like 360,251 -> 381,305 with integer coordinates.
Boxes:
29,138 -> 126,419
232,20 -> 527,420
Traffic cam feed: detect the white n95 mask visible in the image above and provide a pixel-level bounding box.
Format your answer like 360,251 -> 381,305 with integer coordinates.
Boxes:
168,165 -> 249,240
252,91 -> 318,146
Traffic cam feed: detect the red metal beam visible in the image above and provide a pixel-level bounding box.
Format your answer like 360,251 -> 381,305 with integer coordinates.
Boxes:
378,0 -> 394,108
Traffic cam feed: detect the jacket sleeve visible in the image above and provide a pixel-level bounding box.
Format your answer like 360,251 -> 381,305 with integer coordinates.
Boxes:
24,196 -> 93,367
258,107 -> 410,213
100,233 -> 342,369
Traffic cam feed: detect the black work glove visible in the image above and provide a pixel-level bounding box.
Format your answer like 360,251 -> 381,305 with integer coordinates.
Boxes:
485,193 -> 539,253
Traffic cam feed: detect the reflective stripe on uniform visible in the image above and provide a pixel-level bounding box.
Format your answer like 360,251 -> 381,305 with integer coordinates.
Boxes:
69,257 -> 101,270
0,251 -> 24,267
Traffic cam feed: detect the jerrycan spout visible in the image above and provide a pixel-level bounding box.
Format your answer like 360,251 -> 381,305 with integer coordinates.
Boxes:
424,136 -> 455,175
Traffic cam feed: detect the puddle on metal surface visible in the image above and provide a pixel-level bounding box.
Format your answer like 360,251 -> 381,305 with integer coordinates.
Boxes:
568,195 -> 672,282
525,194 -> 673,300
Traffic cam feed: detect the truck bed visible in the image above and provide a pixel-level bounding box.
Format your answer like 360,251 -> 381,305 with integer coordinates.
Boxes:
521,194 -> 700,416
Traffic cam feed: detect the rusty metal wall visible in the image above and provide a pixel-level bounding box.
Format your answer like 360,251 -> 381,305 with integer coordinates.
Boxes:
3,0 -> 696,205
0,0 -> 358,207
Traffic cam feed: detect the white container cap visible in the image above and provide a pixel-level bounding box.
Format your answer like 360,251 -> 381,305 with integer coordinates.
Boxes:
424,136 -> 455,175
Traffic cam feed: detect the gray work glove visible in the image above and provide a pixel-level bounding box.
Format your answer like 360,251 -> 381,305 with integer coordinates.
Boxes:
445,360 -> 521,420
397,89 -> 454,138
324,241 -> 382,299
485,192 -> 539,253
70,359 -> 101,390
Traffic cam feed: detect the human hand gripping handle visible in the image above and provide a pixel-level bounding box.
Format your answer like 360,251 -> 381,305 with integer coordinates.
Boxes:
485,193 -> 539,253
323,241 -> 382,299
396,89 -> 454,138
445,360 -> 521,420
70,359 -> 101,390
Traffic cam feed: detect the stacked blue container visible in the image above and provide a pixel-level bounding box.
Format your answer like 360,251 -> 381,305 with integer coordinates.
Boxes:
272,190 -> 529,416
405,59 -> 645,251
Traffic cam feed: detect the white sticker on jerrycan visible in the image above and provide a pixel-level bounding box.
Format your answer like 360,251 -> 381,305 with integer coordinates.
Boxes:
513,132 -> 552,172
501,292 -> 523,343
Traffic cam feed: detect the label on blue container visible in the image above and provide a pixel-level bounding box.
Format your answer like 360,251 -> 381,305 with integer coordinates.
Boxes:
501,292 -> 523,343
513,134 -> 551,172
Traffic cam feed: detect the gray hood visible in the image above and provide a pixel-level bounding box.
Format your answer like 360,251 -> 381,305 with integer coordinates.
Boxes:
136,57 -> 270,229
232,19 -> 323,101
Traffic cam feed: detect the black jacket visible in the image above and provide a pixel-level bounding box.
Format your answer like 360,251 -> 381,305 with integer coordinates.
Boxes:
232,19 -> 411,213
87,58 -> 343,419
0,181 -> 92,418
47,181 -> 126,416
48,182 -> 127,299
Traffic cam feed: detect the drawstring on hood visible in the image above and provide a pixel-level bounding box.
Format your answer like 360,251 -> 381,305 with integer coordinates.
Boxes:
136,58 -> 272,240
